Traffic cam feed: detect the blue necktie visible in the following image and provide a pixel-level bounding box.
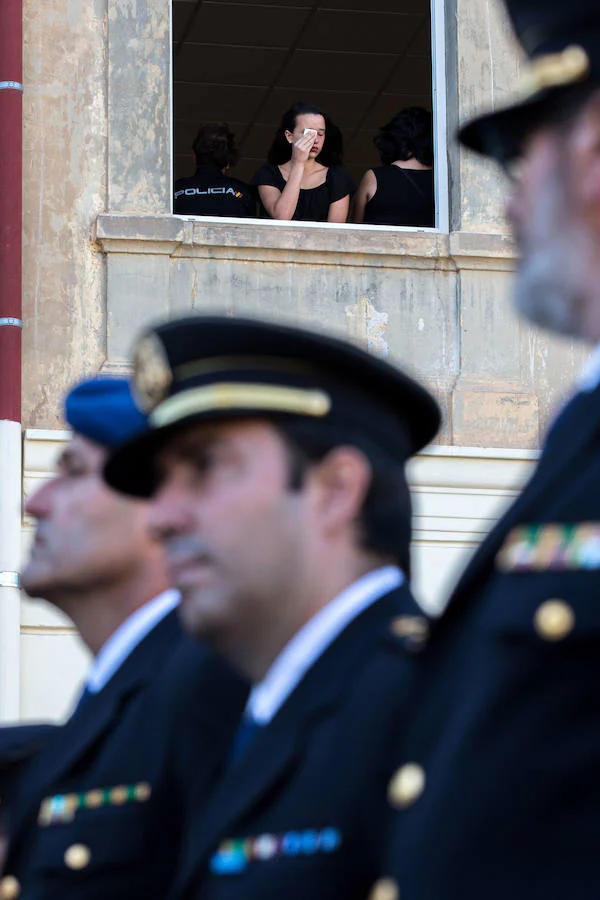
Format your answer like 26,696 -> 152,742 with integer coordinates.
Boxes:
228,714 -> 261,767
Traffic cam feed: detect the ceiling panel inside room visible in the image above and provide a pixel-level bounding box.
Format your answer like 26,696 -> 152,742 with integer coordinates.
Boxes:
173,0 -> 432,185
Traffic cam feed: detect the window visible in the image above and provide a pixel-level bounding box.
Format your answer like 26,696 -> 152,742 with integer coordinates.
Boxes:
172,0 -> 447,229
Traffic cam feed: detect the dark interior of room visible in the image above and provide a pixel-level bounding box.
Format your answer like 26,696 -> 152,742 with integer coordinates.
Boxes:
173,0 -> 432,190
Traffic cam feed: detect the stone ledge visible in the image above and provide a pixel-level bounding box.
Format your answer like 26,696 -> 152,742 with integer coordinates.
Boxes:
95,214 -> 517,270
449,230 -> 517,271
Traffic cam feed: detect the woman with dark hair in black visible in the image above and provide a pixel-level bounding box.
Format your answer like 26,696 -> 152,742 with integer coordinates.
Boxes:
251,102 -> 355,223
174,122 -> 257,218
354,107 -> 435,227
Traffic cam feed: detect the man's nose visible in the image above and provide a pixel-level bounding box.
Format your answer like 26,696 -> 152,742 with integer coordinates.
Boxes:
148,483 -> 192,543
24,480 -> 53,520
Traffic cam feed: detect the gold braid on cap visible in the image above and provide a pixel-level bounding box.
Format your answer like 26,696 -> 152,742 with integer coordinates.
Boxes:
150,383 -> 332,427
521,44 -> 590,97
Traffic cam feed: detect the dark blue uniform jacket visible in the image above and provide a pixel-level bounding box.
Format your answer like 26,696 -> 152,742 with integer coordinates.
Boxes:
2,610 -> 247,899
170,584 -> 426,900
0,725 -> 58,830
382,386 -> 600,900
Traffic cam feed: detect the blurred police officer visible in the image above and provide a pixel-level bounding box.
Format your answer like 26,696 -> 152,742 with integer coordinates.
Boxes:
0,378 -> 246,900
375,3 -> 600,899
103,315 -> 440,900
174,122 -> 257,218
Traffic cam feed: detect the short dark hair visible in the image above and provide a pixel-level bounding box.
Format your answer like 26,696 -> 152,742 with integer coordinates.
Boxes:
192,122 -> 239,170
276,419 -> 413,576
374,106 -> 434,167
267,101 -> 344,167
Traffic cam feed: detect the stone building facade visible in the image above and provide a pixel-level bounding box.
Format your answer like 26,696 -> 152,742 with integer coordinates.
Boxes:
9,0 -> 589,721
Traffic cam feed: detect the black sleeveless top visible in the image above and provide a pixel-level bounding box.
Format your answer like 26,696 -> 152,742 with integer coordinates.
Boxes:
251,163 -> 355,222
363,166 -> 434,227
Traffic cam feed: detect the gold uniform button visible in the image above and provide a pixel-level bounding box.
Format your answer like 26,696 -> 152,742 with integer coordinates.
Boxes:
389,763 -> 426,809
534,600 -> 575,641
390,616 -> 429,650
0,876 -> 21,900
64,843 -> 91,870
368,877 -> 400,900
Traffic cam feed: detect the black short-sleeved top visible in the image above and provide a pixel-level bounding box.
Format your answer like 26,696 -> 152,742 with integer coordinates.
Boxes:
363,165 -> 435,227
174,165 -> 257,217
251,163 -> 355,222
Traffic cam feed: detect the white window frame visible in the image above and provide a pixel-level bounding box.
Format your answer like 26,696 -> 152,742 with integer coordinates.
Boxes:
169,0 -> 449,233
431,0 -> 449,232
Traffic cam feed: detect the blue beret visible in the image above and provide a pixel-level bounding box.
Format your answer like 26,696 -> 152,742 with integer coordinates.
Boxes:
64,377 -> 147,448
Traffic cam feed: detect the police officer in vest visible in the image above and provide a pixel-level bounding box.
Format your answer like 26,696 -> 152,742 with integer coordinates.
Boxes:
0,377 -> 246,900
103,315 -> 440,900
373,2 -> 600,899
174,122 -> 257,218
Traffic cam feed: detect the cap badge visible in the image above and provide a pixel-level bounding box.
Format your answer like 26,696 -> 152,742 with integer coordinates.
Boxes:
133,333 -> 172,412
521,44 -> 590,98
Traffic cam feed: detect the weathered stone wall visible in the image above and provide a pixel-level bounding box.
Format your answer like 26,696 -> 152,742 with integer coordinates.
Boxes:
21,0 -> 590,443
22,0 -> 108,427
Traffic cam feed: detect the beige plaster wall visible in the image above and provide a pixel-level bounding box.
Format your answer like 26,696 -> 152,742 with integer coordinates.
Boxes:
22,0 -> 108,427
454,0 -> 523,233
21,0 -> 590,446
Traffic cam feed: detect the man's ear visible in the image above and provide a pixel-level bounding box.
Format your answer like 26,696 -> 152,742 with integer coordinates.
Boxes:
572,91 -> 600,213
311,446 -> 371,536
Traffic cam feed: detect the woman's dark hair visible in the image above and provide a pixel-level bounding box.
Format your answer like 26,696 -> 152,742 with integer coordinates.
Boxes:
267,101 -> 344,167
276,419 -> 413,576
192,122 -> 239,170
374,106 -> 434,167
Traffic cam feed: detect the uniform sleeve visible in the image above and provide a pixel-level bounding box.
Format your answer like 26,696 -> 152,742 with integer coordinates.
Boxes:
250,163 -> 282,189
328,166 -> 356,202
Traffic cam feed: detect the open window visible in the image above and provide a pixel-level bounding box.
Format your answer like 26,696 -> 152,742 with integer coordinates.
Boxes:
172,0 -> 447,229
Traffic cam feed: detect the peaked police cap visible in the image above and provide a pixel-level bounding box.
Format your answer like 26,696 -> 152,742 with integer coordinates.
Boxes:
103,316 -> 441,498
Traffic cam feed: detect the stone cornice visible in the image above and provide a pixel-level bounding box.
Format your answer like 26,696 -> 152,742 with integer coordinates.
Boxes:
95,214 -> 517,272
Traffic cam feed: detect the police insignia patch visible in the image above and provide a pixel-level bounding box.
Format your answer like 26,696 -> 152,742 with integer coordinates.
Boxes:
496,523 -> 600,572
133,332 -> 172,412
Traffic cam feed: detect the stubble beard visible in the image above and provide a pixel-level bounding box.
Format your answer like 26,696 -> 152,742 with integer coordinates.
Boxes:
513,166 -> 584,339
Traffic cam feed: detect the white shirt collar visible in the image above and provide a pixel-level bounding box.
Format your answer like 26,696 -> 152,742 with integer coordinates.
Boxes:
577,343 -> 600,393
86,589 -> 180,693
246,565 -> 404,725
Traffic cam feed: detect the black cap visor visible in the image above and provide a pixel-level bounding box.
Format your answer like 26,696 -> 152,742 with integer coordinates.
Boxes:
459,89 -> 562,161
459,77 -> 600,162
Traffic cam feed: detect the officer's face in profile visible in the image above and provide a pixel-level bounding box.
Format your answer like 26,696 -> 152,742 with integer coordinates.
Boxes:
505,93 -> 600,340
22,435 -> 155,604
148,417 -> 367,672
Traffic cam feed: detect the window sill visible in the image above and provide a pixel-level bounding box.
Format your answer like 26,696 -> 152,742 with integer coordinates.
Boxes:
95,214 -> 517,271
